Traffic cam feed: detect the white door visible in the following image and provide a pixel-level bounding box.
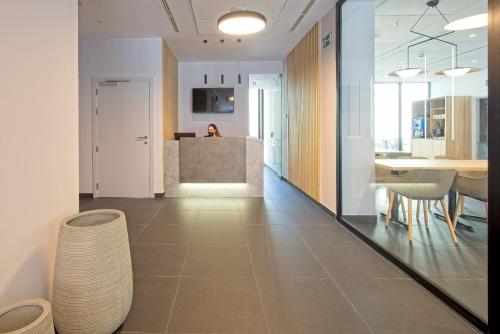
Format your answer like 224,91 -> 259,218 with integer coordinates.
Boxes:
95,80 -> 151,198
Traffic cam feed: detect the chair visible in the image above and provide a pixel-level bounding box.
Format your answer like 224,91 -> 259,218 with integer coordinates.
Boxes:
394,156 -> 428,220
385,169 -> 457,243
452,172 -> 488,229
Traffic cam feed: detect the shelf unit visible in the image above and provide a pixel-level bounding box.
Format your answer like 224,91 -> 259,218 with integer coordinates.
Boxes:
411,96 -> 472,159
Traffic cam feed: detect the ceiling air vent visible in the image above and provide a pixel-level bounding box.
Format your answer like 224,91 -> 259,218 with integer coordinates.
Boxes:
161,0 -> 179,32
290,0 -> 316,32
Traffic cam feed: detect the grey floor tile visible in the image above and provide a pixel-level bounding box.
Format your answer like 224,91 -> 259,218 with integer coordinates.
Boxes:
246,225 -> 305,247
82,198 -> 129,211
296,224 -> 365,247
161,198 -> 201,210
258,278 -> 371,334
313,246 -> 405,279
125,198 -> 166,210
196,210 -> 242,225
197,198 -> 240,210
238,197 -> 280,211
127,224 -> 147,245
335,278 -> 477,334
117,277 -> 178,333
131,244 -> 188,277
135,224 -> 194,245
250,244 -> 328,278
167,278 -> 267,334
123,209 -> 157,225
183,245 -> 253,277
149,209 -> 198,226
192,222 -> 247,244
432,278 -> 487,321
240,211 -> 291,225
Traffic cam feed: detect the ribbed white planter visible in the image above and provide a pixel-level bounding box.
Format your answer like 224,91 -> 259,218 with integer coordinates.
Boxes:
52,210 -> 133,334
0,299 -> 54,334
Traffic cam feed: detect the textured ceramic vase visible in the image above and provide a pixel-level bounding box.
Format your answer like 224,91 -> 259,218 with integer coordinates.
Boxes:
52,210 -> 133,334
0,299 -> 55,334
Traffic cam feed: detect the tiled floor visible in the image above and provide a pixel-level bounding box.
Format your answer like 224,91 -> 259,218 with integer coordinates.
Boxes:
79,169 -> 478,334
347,188 -> 487,321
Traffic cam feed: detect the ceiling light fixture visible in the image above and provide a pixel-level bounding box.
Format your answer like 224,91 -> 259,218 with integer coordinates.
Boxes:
435,67 -> 480,77
444,13 -> 488,31
217,10 -> 266,35
389,68 -> 423,78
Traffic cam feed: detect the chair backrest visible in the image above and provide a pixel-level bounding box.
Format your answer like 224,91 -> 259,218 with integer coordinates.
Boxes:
387,169 -> 456,199
452,172 -> 488,201
397,156 -> 427,159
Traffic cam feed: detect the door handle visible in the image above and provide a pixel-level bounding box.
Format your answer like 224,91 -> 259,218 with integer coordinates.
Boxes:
136,136 -> 148,141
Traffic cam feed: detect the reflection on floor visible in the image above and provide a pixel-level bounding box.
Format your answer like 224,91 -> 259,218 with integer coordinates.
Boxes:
346,188 -> 487,321
80,169 -> 478,333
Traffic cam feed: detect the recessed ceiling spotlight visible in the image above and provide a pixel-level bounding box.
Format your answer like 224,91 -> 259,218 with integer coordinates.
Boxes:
97,19 -> 102,24
220,39 -> 225,43
218,10 -> 266,35
203,39 -> 207,44
472,59 -> 478,63
444,13 -> 488,31
468,33 -> 477,38
237,38 -> 242,43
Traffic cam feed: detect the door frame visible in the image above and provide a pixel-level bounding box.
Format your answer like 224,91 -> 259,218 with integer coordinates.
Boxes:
91,77 -> 155,198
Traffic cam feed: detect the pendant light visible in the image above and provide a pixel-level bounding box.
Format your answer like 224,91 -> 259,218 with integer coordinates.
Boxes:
217,10 -> 266,35
434,46 -> 480,77
388,48 -> 422,78
444,13 -> 488,31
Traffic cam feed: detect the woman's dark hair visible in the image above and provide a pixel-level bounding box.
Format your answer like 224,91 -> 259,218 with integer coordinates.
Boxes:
208,123 -> 222,137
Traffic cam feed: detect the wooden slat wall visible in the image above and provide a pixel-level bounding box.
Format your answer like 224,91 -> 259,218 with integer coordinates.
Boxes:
163,41 -> 178,140
286,24 -> 320,199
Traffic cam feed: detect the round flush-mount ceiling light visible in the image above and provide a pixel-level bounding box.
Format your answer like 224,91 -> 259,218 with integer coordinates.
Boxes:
444,13 -> 488,31
217,10 -> 266,35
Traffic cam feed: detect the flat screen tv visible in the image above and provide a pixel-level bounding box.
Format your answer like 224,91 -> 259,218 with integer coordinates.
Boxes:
193,88 -> 235,113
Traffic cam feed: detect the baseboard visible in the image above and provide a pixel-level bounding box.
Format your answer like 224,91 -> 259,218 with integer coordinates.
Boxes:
155,192 -> 165,198
79,193 -> 93,199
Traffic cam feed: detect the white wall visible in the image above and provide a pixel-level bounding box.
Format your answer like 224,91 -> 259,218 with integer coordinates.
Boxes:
319,8 -> 337,213
178,61 -> 283,137
79,38 -> 164,194
0,0 -> 79,306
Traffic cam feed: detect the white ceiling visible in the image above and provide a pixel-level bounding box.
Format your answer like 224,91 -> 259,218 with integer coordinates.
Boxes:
374,0 -> 488,82
78,0 -> 336,61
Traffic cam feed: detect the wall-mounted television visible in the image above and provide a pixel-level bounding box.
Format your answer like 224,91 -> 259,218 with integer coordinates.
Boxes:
193,88 -> 235,113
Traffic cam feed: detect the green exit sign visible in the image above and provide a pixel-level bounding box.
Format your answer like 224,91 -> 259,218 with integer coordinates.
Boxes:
322,32 -> 332,48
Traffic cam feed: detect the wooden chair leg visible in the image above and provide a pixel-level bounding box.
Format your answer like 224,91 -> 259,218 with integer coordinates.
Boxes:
440,199 -> 458,244
423,200 -> 429,229
416,200 -> 421,219
453,195 -> 464,230
407,199 -> 413,241
385,192 -> 394,227
400,196 -> 407,221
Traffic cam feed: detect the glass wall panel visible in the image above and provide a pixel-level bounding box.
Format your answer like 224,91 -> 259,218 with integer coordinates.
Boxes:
340,0 -> 488,322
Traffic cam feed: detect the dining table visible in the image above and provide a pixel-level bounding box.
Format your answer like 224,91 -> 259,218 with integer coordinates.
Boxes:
375,159 -> 488,231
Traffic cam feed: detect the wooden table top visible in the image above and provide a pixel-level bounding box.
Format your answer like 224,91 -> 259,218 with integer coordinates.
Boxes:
375,159 -> 488,172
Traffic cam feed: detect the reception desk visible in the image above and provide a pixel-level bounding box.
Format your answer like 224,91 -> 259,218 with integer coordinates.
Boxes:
164,137 -> 263,197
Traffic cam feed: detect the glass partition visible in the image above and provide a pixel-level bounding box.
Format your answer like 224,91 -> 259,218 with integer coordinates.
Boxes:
339,0 -> 488,323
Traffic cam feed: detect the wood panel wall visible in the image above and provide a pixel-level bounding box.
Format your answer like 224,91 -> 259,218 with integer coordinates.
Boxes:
445,96 -> 472,159
163,41 -> 178,140
286,24 -> 320,199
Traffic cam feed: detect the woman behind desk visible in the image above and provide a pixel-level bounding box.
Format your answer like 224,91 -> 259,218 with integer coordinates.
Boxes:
205,123 -> 222,137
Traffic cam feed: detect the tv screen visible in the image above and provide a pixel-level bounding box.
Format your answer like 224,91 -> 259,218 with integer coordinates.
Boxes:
193,88 -> 235,113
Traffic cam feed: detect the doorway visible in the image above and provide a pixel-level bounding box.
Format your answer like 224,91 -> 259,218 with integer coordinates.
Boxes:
92,79 -> 153,198
249,74 -> 282,175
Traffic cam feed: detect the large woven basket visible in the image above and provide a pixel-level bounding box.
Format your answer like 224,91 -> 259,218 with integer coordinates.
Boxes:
52,210 -> 133,334
0,299 -> 54,334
